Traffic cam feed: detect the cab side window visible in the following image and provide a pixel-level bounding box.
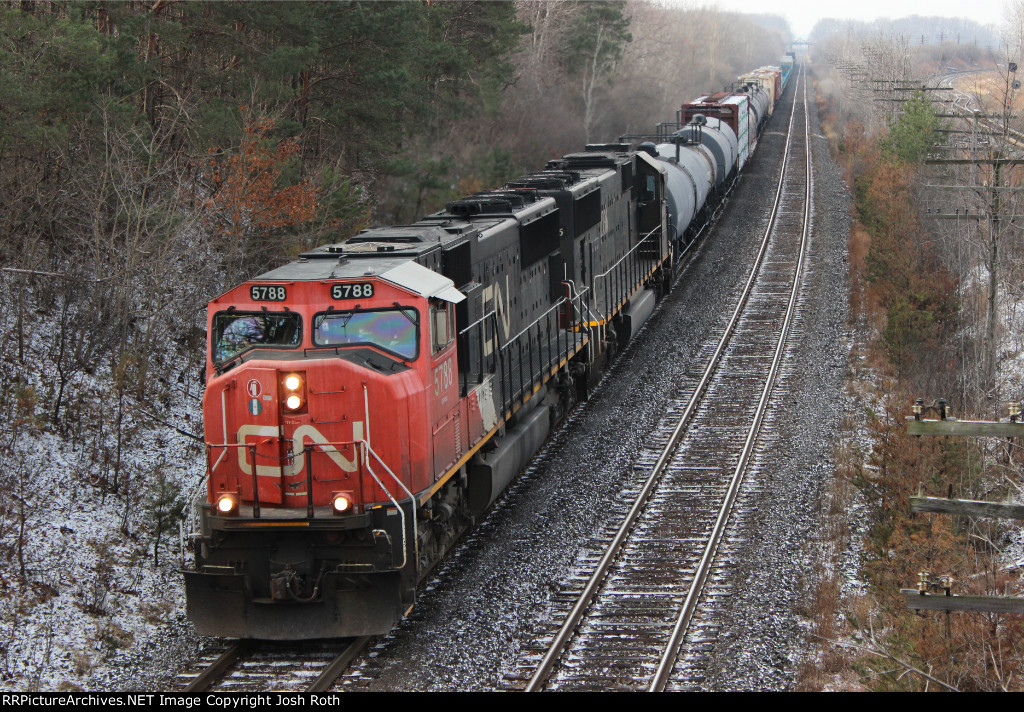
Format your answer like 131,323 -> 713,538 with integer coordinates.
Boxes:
431,302 -> 453,354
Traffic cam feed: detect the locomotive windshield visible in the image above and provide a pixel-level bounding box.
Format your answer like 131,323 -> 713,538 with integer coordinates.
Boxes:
313,308 -> 419,361
212,312 -> 302,365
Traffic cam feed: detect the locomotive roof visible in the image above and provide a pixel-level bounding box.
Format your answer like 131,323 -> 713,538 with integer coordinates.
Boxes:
251,188 -> 557,285
255,224 -> 461,281
554,150 -> 629,168
255,254 -> 412,281
253,254 -> 465,303
300,224 -> 462,259
249,146 -> 634,289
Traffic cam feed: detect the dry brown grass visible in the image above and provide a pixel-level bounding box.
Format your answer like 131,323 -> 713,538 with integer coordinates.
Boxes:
848,224 -> 870,276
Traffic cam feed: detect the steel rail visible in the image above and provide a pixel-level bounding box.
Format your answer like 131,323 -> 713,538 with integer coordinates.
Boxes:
524,64 -> 805,693
306,636 -> 373,692
182,636 -> 370,693
183,640 -> 256,692
649,63 -> 812,691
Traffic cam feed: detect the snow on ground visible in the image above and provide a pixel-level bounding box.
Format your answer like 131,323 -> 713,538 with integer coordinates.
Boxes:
998,287 -> 1024,572
0,274 -> 206,691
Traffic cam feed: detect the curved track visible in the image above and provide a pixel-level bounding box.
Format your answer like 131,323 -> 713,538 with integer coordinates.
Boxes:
516,65 -> 813,692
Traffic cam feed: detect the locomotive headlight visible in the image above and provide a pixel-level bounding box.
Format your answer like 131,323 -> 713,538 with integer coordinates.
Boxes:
279,372 -> 307,413
216,493 -> 238,516
332,491 -> 354,515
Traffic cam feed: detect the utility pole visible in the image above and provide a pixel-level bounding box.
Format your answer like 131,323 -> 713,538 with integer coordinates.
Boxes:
826,52 -> 1023,385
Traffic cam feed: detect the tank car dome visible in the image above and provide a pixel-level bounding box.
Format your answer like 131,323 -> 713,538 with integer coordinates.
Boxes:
638,141 -> 659,157
673,118 -> 738,189
655,142 -> 715,206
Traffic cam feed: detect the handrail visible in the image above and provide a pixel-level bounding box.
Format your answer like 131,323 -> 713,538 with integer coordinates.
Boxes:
503,294 -> 569,347
206,442 -> 261,517
355,441 -> 415,570
493,284 -> 594,413
569,281 -> 602,329
591,225 -> 663,322
592,225 -> 662,283
305,439 -> 416,571
457,308 -> 498,339
457,308 -> 501,395
456,283 -> 595,402
181,474 -> 210,565
203,438 -> 416,569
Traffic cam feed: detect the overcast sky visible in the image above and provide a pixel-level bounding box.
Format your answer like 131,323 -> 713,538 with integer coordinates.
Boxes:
696,0 -> 1008,38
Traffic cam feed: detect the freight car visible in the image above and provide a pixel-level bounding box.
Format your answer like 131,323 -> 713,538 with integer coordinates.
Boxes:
780,54 -> 794,89
182,65 -> 792,640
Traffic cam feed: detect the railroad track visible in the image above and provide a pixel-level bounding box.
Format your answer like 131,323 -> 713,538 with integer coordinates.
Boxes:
176,636 -> 372,692
507,64 -> 813,692
933,68 -> 1024,149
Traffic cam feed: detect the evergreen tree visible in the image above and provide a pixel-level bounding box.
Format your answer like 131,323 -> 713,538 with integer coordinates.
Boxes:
881,91 -> 940,163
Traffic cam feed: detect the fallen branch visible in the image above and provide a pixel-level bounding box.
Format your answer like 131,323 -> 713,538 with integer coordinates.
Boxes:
811,633 -> 960,691
123,400 -> 204,443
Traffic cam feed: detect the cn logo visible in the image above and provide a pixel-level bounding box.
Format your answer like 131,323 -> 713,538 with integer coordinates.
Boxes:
236,422 -> 365,476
